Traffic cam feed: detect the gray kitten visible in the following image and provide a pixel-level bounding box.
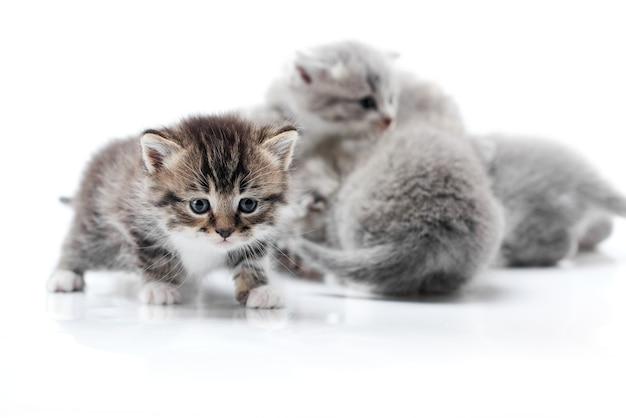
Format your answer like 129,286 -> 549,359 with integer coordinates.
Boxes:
473,135 -> 626,266
264,40 -> 464,160
261,41 -> 465,248
48,114 -> 298,307
290,122 -> 504,296
269,40 -> 626,270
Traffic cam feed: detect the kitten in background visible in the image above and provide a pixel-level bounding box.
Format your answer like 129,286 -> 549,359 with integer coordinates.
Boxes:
48,114 -> 298,307
472,135 -> 626,266
290,121 -> 504,296
254,41 -> 466,276
258,41 -> 503,294
268,40 -> 626,269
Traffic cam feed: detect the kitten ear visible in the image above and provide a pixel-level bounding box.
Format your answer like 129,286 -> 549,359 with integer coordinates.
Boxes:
262,129 -> 299,170
140,131 -> 182,174
295,64 -> 314,84
294,52 -> 340,84
294,61 -> 346,84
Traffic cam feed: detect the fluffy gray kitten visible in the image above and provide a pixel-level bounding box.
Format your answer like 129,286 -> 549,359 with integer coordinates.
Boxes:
261,41 -> 503,294
261,41 -> 465,244
291,122 -> 503,295
473,135 -> 626,266
48,114 -> 298,307
268,40 -> 626,271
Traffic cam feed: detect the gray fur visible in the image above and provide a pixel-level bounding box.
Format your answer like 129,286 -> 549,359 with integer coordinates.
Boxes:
261,41 -> 490,290
292,123 -> 504,296
274,40 -> 626,271
473,135 -> 626,266
262,41 -> 466,242
265,40 -> 399,150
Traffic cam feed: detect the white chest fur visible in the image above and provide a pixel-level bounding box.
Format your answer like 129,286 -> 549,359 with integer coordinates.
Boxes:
168,232 -> 228,278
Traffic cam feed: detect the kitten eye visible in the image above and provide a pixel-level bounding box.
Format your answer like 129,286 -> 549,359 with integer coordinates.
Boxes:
358,96 -> 377,110
238,198 -> 257,214
190,199 -> 210,214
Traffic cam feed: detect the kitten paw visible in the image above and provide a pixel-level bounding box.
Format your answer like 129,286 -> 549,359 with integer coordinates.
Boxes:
139,282 -> 182,305
246,285 -> 285,309
47,270 -> 84,292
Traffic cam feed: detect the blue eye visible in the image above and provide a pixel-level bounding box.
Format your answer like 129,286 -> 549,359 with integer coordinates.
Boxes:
190,199 -> 210,214
238,198 -> 257,214
359,96 -> 377,110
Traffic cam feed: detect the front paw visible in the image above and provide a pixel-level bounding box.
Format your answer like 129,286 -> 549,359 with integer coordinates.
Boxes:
139,282 -> 182,305
47,270 -> 84,292
245,285 -> 285,309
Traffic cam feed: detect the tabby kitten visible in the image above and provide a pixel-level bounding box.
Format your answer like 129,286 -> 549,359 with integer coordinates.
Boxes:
48,114 -> 298,307
291,121 -> 504,296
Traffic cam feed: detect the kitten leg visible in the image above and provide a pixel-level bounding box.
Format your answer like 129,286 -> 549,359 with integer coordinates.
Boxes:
501,227 -> 575,267
50,213 -> 130,293
47,269 -> 84,292
578,217 -> 613,252
138,282 -> 183,305
48,222 -> 89,292
232,262 -> 284,309
135,245 -> 186,305
247,284 -> 285,309
233,262 -> 268,305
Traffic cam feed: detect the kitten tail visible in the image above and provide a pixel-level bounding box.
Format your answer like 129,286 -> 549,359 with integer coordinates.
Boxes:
293,239 -> 478,296
293,239 -> 395,279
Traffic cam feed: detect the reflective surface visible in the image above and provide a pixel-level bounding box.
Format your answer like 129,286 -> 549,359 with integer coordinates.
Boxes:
2,221 -> 626,417
3,2 -> 626,416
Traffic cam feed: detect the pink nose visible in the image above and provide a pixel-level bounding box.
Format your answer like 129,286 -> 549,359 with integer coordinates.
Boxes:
381,116 -> 393,129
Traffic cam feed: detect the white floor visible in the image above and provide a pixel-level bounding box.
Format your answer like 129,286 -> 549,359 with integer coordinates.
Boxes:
2,217 -> 626,417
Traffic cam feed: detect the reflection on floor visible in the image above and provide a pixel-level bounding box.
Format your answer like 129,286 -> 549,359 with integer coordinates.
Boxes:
2,223 -> 626,418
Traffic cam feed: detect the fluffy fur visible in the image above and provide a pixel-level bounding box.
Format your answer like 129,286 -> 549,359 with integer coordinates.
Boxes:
291,122 -> 504,296
269,40 -> 626,272
260,42 -> 468,271
473,135 -> 626,266
48,114 -> 298,307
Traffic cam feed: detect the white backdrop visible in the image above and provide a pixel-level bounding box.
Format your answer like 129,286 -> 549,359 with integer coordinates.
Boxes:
1,2 -> 626,416
2,0 -> 624,194
2,0 -> 625,294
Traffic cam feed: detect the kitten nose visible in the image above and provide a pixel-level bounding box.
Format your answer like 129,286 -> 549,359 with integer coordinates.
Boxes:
381,116 -> 393,129
216,227 -> 234,239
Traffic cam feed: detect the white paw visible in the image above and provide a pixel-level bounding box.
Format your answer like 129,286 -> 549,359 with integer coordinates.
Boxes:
47,270 -> 84,292
246,285 -> 285,309
139,282 -> 182,305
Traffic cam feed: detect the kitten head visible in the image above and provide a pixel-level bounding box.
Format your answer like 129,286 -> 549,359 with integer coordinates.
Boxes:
276,40 -> 399,139
141,114 -> 298,251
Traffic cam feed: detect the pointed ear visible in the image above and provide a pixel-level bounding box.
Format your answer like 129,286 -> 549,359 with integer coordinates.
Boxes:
262,129 -> 299,170
294,52 -> 337,84
140,131 -> 182,174
295,64 -> 313,84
